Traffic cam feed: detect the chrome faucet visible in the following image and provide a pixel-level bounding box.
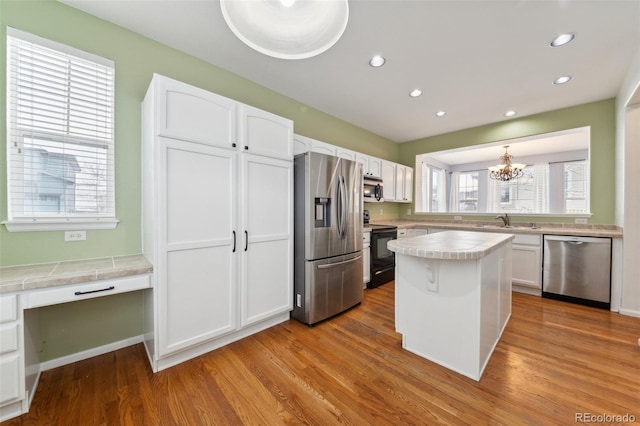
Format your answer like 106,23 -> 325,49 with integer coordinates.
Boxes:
495,213 -> 510,227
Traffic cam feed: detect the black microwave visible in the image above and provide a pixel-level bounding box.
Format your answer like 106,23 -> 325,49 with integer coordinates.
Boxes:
363,176 -> 383,202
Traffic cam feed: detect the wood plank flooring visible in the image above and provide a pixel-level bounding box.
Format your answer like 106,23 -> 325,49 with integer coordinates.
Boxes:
4,283 -> 640,425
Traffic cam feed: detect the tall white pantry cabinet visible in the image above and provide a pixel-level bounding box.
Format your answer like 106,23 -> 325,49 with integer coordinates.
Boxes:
141,74 -> 294,372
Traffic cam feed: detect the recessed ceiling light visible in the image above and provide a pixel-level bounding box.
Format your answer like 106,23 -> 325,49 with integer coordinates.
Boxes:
436,111 -> 446,117
409,89 -> 423,98
553,75 -> 573,85
504,110 -> 517,117
550,33 -> 575,47
369,55 -> 385,67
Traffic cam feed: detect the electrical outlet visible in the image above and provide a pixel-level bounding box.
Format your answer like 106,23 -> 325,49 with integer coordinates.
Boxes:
575,218 -> 587,224
407,209 -> 412,215
379,208 -> 383,215
64,231 -> 86,241
454,216 -> 462,221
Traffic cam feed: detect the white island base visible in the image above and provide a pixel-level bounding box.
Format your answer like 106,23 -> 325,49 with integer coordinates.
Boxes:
389,231 -> 514,381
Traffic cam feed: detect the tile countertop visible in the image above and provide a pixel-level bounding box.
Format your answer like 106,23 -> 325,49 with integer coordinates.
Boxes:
388,230 -> 514,260
370,219 -> 622,238
0,254 -> 153,295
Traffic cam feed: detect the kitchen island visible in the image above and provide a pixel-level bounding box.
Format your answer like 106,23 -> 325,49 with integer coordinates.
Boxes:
388,231 -> 514,381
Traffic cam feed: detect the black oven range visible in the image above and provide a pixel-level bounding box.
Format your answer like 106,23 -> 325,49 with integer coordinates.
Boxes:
367,224 -> 397,288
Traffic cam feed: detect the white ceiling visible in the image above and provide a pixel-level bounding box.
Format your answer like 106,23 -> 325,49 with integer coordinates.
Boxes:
59,0 -> 640,143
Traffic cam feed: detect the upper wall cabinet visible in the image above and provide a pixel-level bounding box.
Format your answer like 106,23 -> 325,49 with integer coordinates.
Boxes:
293,134 -> 382,178
239,104 -> 293,160
357,153 -> 382,178
382,161 -> 397,201
151,74 -> 292,160
152,74 -> 237,149
382,161 -> 413,203
395,165 -> 413,203
293,134 -> 334,156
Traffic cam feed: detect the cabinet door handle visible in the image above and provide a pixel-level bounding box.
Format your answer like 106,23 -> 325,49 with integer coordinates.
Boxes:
232,230 -> 236,252
244,146 -> 249,150
75,286 -> 115,296
245,230 -> 248,251
232,143 -> 236,148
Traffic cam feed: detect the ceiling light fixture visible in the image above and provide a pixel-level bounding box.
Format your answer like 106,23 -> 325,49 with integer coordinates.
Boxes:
436,111 -> 446,117
409,89 -> 423,98
504,110 -> 517,117
550,33 -> 575,48
369,55 -> 385,67
220,0 -> 349,60
488,145 -> 525,181
553,75 -> 573,85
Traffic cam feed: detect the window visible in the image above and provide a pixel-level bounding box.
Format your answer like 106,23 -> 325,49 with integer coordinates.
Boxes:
417,162 -> 446,212
5,28 -> 117,231
457,171 -> 479,212
415,127 -> 591,216
563,161 -> 589,213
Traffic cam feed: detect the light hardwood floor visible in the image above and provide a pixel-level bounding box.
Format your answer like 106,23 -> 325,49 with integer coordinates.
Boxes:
4,283 -> 640,425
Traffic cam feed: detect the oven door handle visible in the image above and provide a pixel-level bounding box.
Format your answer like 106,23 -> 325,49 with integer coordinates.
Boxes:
373,266 -> 395,275
317,255 -> 362,269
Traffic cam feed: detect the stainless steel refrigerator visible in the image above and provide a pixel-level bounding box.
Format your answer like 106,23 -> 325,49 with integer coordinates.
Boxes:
292,152 -> 363,325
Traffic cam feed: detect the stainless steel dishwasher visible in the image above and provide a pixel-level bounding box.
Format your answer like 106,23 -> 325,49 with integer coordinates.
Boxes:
542,235 -> 612,309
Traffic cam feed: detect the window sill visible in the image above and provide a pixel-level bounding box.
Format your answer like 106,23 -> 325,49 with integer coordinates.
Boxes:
3,218 -> 119,232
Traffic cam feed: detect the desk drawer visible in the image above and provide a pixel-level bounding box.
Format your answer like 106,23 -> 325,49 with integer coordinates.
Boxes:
0,295 -> 17,323
24,274 -> 151,309
0,323 -> 19,355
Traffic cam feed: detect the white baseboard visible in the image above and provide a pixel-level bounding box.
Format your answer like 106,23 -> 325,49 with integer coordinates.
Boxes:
619,308 -> 640,318
40,335 -> 144,371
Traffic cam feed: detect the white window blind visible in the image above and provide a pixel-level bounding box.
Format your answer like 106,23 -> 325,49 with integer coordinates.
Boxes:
6,28 -> 116,230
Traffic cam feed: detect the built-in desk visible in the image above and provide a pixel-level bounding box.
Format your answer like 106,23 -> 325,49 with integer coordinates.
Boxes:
0,255 -> 152,422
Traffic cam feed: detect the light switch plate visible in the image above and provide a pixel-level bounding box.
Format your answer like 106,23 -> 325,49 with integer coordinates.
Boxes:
575,218 -> 587,224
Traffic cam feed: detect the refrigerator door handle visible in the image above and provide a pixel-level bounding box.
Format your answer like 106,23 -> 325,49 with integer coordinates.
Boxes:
317,255 -> 362,269
336,175 -> 346,238
341,175 -> 347,237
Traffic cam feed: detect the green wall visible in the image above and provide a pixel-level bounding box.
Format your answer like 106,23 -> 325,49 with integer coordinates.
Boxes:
0,1 -> 397,361
397,99 -> 616,224
0,1 -> 618,362
0,0 -> 397,268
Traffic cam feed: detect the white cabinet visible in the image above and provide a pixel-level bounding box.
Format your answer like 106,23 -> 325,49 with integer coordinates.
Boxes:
0,294 -> 24,421
395,165 -> 413,203
239,104 -> 293,160
363,231 -> 371,286
381,161 -> 397,201
368,157 -> 383,178
311,139 -> 336,156
336,147 -> 356,161
156,139 -> 238,356
293,134 -> 383,178
240,154 -> 293,326
142,74 -> 293,372
358,153 -> 382,178
152,74 -> 237,149
511,234 -> 542,295
293,134 -> 335,156
382,161 -> 413,202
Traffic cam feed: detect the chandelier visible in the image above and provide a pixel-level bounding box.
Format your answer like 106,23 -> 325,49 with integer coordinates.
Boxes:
488,145 -> 525,181
220,0 -> 349,60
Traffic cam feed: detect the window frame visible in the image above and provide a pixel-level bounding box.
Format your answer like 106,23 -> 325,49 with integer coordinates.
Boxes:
4,28 -> 118,232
